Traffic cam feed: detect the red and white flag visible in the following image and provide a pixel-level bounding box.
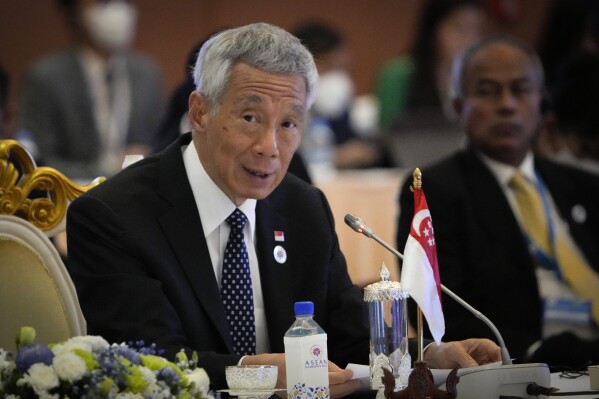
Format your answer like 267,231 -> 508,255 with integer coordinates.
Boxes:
401,186 -> 445,343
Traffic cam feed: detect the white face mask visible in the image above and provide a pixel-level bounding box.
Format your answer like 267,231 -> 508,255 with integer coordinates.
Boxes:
83,1 -> 138,52
312,69 -> 354,119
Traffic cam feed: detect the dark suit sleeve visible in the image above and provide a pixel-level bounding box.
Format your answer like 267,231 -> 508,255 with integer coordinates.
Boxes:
67,194 -> 241,389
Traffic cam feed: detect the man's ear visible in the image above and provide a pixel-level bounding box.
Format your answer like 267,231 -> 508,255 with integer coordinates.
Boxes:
188,91 -> 210,132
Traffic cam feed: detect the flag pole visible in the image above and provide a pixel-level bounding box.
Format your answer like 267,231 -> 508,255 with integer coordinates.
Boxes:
412,168 -> 424,363
417,308 -> 424,362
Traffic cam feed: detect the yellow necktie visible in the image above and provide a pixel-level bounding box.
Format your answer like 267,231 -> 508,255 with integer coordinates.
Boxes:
510,172 -> 552,255
510,171 -> 599,324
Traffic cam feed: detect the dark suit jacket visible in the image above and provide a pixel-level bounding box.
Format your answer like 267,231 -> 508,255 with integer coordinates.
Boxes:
397,147 -> 599,363
66,133 -> 370,388
17,48 -> 164,179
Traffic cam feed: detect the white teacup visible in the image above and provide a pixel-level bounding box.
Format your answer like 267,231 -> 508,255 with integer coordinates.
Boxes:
225,365 -> 278,391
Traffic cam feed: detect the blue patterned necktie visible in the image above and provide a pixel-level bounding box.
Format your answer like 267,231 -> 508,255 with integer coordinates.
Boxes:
221,208 -> 256,355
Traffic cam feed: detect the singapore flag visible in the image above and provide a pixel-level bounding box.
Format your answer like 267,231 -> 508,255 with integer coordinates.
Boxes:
401,186 -> 445,344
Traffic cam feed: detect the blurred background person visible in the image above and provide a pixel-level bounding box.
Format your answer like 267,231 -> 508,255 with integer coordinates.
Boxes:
397,35 -> 599,368
151,40 -> 204,154
15,0 -> 165,180
375,0 -> 487,130
538,50 -> 599,175
375,0 -> 487,169
292,21 -> 392,177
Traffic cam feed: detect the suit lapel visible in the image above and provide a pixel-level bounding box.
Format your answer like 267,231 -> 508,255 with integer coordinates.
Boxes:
156,135 -> 232,352
255,194 -> 297,352
460,149 -> 536,275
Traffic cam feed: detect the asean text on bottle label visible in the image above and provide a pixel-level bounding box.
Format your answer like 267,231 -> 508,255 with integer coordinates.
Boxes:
284,334 -> 329,399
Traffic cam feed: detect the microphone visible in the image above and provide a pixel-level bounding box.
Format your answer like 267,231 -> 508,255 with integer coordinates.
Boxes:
344,213 -> 513,365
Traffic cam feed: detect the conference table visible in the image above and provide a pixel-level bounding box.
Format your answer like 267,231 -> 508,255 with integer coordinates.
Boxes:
314,167 -> 411,288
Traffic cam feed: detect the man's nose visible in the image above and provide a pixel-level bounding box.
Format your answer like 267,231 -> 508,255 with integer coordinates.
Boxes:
497,88 -> 517,111
254,126 -> 279,158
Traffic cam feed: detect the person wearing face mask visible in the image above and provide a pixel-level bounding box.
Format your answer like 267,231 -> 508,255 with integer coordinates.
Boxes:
292,22 -> 393,174
16,0 -> 164,180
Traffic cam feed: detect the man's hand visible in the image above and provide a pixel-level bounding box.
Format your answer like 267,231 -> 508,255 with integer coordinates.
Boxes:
423,338 -> 501,369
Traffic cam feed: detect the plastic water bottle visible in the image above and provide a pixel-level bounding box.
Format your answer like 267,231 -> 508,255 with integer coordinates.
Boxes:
284,301 -> 329,399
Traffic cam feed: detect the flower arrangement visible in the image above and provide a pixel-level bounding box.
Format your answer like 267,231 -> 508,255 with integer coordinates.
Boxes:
0,327 -> 213,399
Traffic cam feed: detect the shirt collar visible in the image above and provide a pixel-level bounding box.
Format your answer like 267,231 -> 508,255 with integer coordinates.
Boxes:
182,141 -> 256,237
477,150 -> 536,187
78,47 -> 126,78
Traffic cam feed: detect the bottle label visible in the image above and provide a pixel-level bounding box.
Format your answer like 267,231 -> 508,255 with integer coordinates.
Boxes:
284,334 -> 329,399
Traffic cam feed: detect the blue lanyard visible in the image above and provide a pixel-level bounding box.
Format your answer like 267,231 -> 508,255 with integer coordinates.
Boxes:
521,171 -> 564,281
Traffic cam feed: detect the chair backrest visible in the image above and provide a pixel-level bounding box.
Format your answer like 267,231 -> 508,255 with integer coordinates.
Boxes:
0,139 -> 104,352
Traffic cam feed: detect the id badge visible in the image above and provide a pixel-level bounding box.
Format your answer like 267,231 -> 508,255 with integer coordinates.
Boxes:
544,297 -> 592,325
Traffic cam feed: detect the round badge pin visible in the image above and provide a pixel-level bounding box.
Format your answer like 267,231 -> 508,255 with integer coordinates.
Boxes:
571,204 -> 587,224
273,245 -> 287,264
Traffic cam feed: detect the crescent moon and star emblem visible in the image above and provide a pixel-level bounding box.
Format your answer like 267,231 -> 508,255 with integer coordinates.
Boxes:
411,209 -> 435,248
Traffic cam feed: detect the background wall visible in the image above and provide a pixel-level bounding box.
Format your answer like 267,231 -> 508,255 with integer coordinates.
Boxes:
0,0 -> 550,116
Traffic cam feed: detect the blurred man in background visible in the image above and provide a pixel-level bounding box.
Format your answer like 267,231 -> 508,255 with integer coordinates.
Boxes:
397,35 -> 599,368
16,0 -> 164,180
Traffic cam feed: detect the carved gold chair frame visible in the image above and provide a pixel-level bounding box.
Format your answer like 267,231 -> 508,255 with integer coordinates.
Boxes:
0,139 -> 105,235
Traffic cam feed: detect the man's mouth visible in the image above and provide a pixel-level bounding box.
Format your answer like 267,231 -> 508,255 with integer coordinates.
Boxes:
245,167 -> 271,178
492,122 -> 521,135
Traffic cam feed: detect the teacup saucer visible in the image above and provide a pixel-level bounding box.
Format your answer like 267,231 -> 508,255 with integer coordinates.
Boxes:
217,388 -> 285,397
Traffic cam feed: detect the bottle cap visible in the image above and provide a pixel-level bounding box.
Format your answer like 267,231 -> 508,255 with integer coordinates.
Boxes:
294,301 -> 314,316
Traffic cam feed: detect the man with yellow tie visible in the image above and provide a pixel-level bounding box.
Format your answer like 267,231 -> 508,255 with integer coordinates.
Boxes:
397,35 -> 599,367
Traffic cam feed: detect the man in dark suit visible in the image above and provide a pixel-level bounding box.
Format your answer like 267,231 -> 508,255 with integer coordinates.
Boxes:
67,23 -> 500,390
17,0 -> 164,179
397,35 -> 599,368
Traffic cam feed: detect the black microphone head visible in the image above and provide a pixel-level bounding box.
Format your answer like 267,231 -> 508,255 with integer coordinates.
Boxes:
344,213 -> 374,237
344,214 -> 360,230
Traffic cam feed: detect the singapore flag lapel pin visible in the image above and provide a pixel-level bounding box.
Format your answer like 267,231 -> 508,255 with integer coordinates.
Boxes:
274,230 -> 285,242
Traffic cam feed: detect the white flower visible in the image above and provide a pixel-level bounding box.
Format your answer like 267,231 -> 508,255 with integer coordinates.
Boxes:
0,349 -> 15,373
186,367 -> 210,393
5,395 -> 20,399
115,393 -> 144,399
144,385 -> 171,398
17,363 -> 59,395
51,340 -> 91,355
52,351 -> 87,382
69,335 -> 109,352
51,335 -> 109,356
139,365 -> 157,386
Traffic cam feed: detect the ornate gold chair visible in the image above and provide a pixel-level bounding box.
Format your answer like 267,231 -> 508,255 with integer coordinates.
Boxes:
0,140 -> 104,352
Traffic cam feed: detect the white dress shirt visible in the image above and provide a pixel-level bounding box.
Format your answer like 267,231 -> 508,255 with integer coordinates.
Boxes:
79,48 -> 131,176
182,142 -> 270,353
